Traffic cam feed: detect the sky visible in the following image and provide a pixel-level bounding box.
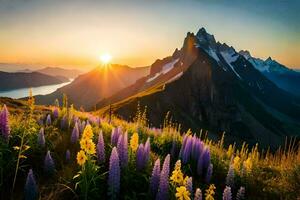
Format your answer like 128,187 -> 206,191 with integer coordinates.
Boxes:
0,0 -> 299,70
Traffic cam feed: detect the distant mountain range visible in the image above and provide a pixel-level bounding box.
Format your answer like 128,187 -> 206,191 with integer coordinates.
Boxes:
95,28 -> 300,148
239,50 -> 300,96
0,71 -> 69,91
36,67 -> 83,79
35,65 -> 149,109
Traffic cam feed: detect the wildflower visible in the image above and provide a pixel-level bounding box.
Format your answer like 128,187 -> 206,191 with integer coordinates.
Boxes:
222,186 -> 232,200
194,188 -> 202,200
24,169 -> 38,200
0,104 -> 10,141
71,122 -> 79,144
233,156 -> 240,172
150,159 -> 161,197
243,157 -> 252,173
226,165 -> 234,188
97,131 -> 105,163
80,120 -> 86,133
205,184 -> 216,200
170,160 -> 184,185
77,150 -> 87,166
205,164 -> 213,183
227,144 -> 234,158
66,149 -> 71,162
53,107 -> 59,118
236,187 -> 245,200
82,125 -> 94,140
182,136 -> 192,164
108,147 -> 120,199
46,114 -> 51,126
111,127 -> 121,146
130,132 -> 139,152
60,115 -> 67,129
156,154 -> 170,200
80,138 -> 96,154
144,137 -> 150,165
202,147 -> 211,171
44,151 -> 55,175
117,132 -> 128,167
185,177 -> 193,195
175,186 -> 190,200
136,144 -> 145,170
37,128 -> 45,147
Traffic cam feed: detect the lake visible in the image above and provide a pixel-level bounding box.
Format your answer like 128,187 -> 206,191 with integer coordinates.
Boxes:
0,80 -> 72,99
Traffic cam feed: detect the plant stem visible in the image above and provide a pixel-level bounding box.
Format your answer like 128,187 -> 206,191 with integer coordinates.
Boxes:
11,129 -> 25,199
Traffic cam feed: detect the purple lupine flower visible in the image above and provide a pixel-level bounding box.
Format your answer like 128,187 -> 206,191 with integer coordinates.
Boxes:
150,159 -> 161,197
191,135 -> 197,159
136,144 -> 145,170
117,133 -> 128,167
194,188 -> 202,200
45,114 -> 51,126
71,122 -> 79,144
197,152 -> 204,176
1,105 -> 10,142
179,134 -> 188,158
143,137 -> 150,165
97,131 -> 105,164
37,128 -> 45,147
53,107 -> 59,119
60,115 -> 67,129
205,163 -> 213,183
156,154 -> 170,200
111,127 -> 119,146
202,147 -> 211,171
66,149 -> 71,163
80,120 -> 86,134
186,177 -> 193,195
182,136 -> 192,164
44,151 -> 55,175
236,187 -> 245,200
24,169 -> 38,200
223,186 -> 232,200
108,147 -> 120,199
226,165 -> 235,188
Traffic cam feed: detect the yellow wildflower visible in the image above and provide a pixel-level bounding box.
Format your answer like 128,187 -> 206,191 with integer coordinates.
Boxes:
233,156 -> 240,171
13,146 -> 20,150
23,145 -> 30,150
130,132 -> 139,152
19,155 -> 27,159
77,150 -> 87,166
205,184 -> 216,200
175,186 -> 190,200
243,157 -> 252,173
80,139 -> 96,154
227,144 -> 234,158
82,125 -> 94,140
170,169 -> 184,185
183,176 -> 189,186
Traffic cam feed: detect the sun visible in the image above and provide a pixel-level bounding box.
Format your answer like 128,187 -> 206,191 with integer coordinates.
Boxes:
100,53 -> 112,64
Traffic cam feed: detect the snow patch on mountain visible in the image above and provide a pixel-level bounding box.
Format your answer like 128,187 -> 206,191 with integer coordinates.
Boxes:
146,58 -> 179,83
220,52 -> 242,79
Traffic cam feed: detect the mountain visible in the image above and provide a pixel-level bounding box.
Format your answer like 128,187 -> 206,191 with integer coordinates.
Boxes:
0,71 -> 69,91
96,28 -> 300,148
239,50 -> 300,96
36,67 -> 83,79
35,64 -> 150,109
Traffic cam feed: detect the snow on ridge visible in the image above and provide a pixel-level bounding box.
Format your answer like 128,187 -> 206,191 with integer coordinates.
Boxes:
146,58 -> 179,83
220,51 -> 242,79
165,72 -> 183,84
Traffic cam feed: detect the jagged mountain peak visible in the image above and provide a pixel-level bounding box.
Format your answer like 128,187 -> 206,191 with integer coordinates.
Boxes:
239,50 -> 252,59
